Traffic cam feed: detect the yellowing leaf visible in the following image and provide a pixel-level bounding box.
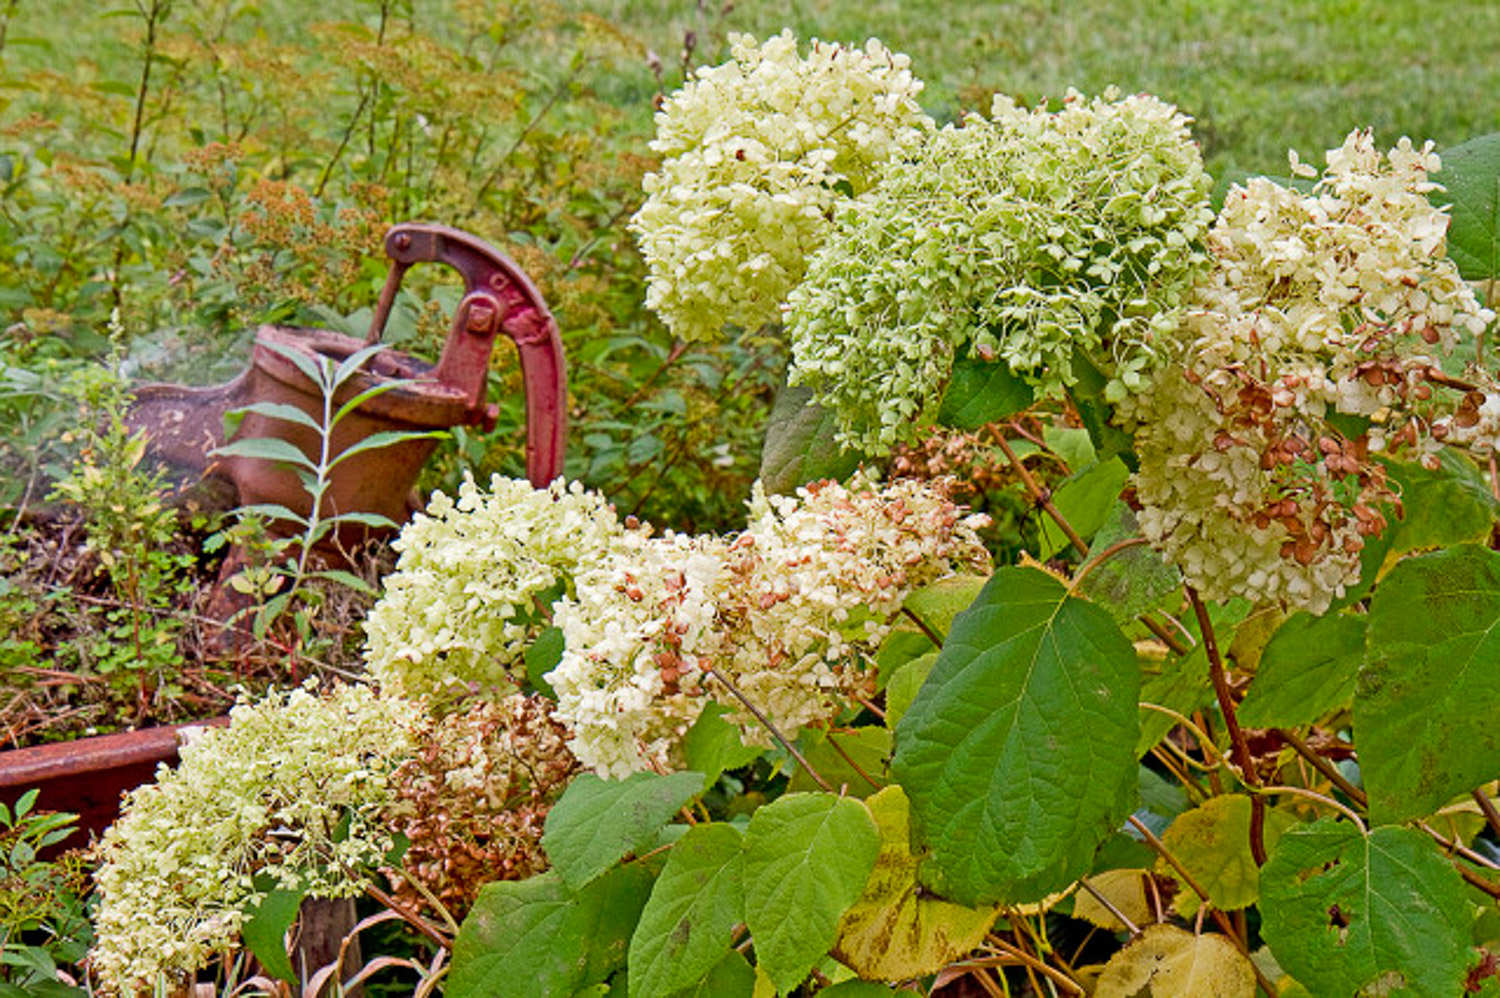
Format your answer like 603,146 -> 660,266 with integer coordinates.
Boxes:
1095,924 -> 1255,998
1156,794 -> 1292,917
831,786 -> 999,981
1072,869 -> 1153,933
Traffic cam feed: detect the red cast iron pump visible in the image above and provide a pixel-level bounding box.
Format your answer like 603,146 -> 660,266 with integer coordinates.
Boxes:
126,222 -> 566,538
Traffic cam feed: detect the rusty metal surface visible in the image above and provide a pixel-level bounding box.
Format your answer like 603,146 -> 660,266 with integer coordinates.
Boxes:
0,718 -> 229,839
126,220 -> 568,550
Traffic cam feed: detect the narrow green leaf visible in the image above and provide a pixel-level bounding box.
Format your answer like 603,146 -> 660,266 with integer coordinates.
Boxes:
241,887 -> 305,987
1260,819 -> 1473,997
1239,611 -> 1366,728
333,343 -> 387,388
759,383 -> 864,496
742,793 -> 879,994
212,436 -> 315,469
259,337 -> 332,392
543,772 -> 703,890
307,569 -> 376,595
1357,543 -> 1500,822
332,377 -> 417,426
936,352 -> 1033,430
323,510 -> 399,530
627,823 -> 744,998
326,429 -> 445,470
233,503 -> 309,527
229,401 -> 323,433
892,567 -> 1140,905
449,865 -> 653,998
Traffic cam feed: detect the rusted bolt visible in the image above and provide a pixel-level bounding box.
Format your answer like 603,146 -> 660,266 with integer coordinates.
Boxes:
393,232 -> 411,251
466,301 -> 498,333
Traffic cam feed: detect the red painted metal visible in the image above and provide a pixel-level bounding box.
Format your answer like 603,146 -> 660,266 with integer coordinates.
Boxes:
0,717 -> 229,841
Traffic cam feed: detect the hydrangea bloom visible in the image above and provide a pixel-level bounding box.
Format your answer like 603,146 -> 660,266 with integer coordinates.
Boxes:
364,475 -> 624,700
631,30 -> 931,341
90,684 -> 422,995
787,88 -> 1214,452
1128,130 -> 1494,611
547,477 -> 990,776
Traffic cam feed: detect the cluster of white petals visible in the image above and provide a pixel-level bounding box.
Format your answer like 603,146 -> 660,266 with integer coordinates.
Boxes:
544,476 -> 991,777
787,88 -> 1214,451
364,475 -> 624,700
1128,130 -> 1494,611
631,30 -> 931,341
90,684 -> 422,995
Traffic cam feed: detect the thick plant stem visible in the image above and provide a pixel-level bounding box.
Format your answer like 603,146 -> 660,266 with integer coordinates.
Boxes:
1474,787 -> 1500,840
702,665 -> 834,792
1186,585 -> 1267,865
1279,727 -> 1367,807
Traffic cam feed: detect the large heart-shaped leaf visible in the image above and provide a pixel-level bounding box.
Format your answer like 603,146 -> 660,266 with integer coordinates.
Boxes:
892,566 -> 1139,905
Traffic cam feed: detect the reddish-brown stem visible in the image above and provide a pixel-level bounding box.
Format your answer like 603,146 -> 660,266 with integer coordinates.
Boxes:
1139,612 -> 1191,656
1279,727 -> 1367,807
1186,586 -> 1267,865
1473,787 -> 1500,841
995,435 -> 1089,556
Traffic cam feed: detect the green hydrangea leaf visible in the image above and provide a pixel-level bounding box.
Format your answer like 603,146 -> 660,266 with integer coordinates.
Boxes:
665,950 -> 755,997
874,619 -> 937,687
1383,453 -> 1499,555
1239,611 -> 1366,728
1076,502 -> 1180,623
788,727 -> 890,798
628,823 -> 744,998
903,574 -> 990,643
892,566 -> 1140,905
1357,544 -> 1500,823
450,865 -> 654,998
1432,131 -> 1500,281
526,627 -> 565,699
759,384 -> 864,496
742,792 -> 880,994
681,703 -> 764,791
543,772 -> 703,890
1038,457 -> 1129,559
832,786 -> 1000,980
241,886 -> 305,987
936,353 -> 1034,430
1260,819 -> 1474,997
884,651 -> 938,730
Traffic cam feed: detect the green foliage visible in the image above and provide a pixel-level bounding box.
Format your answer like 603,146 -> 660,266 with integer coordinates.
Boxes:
449,865 -> 654,998
1357,544 -> 1500,823
1433,131 -> 1500,282
626,823 -> 743,998
741,793 -> 880,994
0,795 -> 89,998
541,772 -> 704,891
935,352 -> 1034,431
757,383 -> 865,497
1261,820 -> 1475,997
892,566 -> 1139,905
1239,610 -> 1365,728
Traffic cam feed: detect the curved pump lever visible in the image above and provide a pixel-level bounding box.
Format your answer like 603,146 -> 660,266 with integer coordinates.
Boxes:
364,222 -> 566,488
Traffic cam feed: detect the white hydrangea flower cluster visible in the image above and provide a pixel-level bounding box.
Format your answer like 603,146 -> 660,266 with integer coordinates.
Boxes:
1128,130 -> 1495,612
787,88 -> 1214,452
364,474 -> 625,700
1433,385 -> 1500,454
90,684 -> 422,996
546,476 -> 990,777
630,30 -> 931,342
